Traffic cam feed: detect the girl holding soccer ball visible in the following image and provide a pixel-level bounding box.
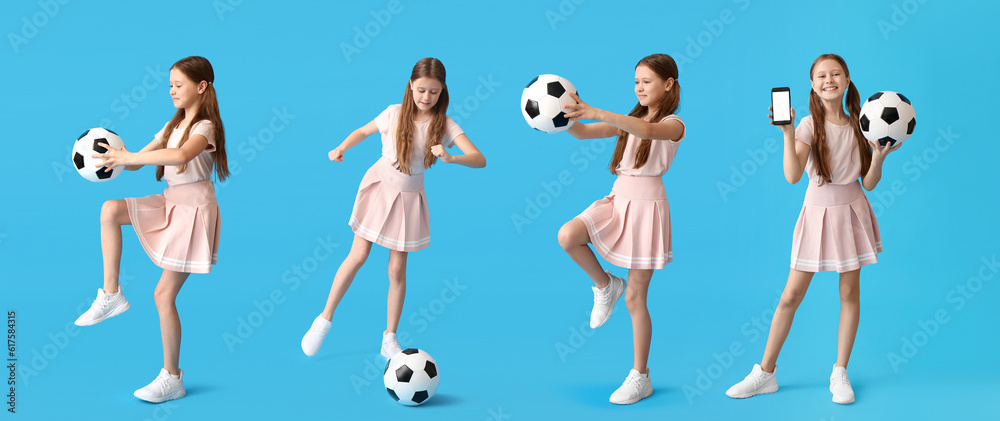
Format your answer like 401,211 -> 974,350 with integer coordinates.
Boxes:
726,53 -> 901,404
557,53 -> 685,405
73,56 -> 229,403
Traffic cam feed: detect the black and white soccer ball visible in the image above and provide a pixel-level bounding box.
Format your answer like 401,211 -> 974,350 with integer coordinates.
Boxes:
521,74 -> 577,133
72,127 -> 125,182
383,348 -> 439,406
859,91 -> 916,147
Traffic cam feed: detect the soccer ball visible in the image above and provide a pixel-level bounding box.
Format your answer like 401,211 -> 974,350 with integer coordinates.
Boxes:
383,348 -> 439,406
521,74 -> 577,133
858,91 -> 916,147
73,127 -> 125,182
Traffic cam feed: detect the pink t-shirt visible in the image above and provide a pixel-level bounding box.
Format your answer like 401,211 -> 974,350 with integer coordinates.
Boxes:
373,104 -> 464,175
615,115 -> 685,177
154,120 -> 217,186
795,115 -> 862,185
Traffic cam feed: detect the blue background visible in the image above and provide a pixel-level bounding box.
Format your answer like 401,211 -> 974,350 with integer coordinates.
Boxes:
1,0 -> 997,420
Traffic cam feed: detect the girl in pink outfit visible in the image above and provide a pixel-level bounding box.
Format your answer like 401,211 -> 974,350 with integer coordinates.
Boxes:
301,57 -> 486,360
558,54 -> 685,405
73,56 -> 229,404
726,53 -> 901,404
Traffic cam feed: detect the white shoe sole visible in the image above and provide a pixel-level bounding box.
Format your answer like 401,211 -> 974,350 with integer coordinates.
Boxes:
831,389 -> 855,404
134,388 -> 185,403
610,389 -> 652,405
726,384 -> 778,399
74,302 -> 130,326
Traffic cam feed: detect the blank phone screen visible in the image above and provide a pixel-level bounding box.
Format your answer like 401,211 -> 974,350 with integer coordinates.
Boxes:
772,91 -> 791,122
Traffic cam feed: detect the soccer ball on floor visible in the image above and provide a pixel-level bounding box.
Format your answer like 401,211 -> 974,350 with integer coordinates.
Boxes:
384,348 -> 439,406
521,74 -> 577,133
859,91 -> 916,147
73,127 -> 125,182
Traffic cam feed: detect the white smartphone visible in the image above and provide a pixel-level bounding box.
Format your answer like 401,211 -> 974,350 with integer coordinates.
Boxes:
771,87 -> 791,125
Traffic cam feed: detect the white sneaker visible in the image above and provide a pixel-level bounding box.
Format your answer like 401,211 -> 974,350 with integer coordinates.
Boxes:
830,365 -> 855,404
726,364 -> 778,398
74,288 -> 130,326
301,315 -> 331,357
134,368 -> 185,403
609,369 -> 653,405
590,271 -> 625,329
380,332 -> 402,360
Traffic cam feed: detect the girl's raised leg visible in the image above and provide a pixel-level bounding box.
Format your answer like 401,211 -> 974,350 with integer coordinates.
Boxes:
557,218 -> 610,287
100,199 -> 132,293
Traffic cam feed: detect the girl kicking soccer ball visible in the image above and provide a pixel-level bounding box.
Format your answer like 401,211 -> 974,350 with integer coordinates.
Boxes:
726,53 -> 901,404
74,56 -> 228,403
558,53 -> 685,405
300,57 -> 486,360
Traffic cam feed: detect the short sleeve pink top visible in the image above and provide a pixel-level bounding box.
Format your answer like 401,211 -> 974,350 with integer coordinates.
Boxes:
614,115 -> 685,177
373,104 -> 464,175
795,115 -> 862,185
154,120 -> 217,186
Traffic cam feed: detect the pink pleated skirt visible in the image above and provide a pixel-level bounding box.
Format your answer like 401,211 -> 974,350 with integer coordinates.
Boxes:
125,180 -> 220,274
576,175 -> 671,270
790,180 -> 882,273
349,158 -> 430,252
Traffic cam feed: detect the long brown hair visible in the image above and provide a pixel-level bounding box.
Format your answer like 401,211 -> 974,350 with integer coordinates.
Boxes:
807,53 -> 871,185
395,57 -> 450,174
156,56 -> 230,182
609,54 -> 681,175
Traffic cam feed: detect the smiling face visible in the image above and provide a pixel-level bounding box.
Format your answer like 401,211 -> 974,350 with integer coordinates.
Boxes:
410,76 -> 443,115
634,65 -> 672,111
810,58 -> 850,103
169,68 -> 203,111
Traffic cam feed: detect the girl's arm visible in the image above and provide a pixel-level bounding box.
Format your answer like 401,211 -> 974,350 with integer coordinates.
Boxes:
123,138 -> 166,171
96,135 -> 209,170
776,107 -> 810,184
563,93 -> 684,141
430,134 -> 486,168
329,120 -> 378,162
862,141 -> 902,190
566,121 -> 618,139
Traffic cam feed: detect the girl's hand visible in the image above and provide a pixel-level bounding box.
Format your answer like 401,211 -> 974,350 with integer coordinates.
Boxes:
869,139 -> 902,161
430,144 -> 452,163
769,106 -> 795,135
93,143 -> 131,169
329,147 -> 344,162
563,92 -> 603,121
